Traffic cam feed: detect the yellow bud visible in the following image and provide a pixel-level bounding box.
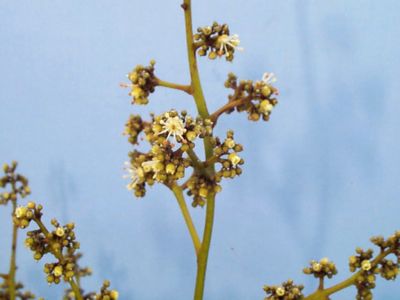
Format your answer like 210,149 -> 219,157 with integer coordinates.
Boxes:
27,202 -> 35,209
224,138 -> 235,149
199,187 -> 208,198
15,206 -> 27,218
165,163 -> 176,175
110,290 -> 119,300
261,85 -> 271,97
53,265 -> 63,277
186,131 -> 197,142
361,260 -> 372,271
228,153 -> 241,167
55,227 -> 65,237
276,287 -> 285,296
259,100 -> 273,114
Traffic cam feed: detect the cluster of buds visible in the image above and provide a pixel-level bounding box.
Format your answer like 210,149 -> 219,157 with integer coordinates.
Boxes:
124,110 -> 213,197
0,280 -> 36,300
213,130 -> 244,182
123,61 -> 157,105
263,280 -> 304,300
95,281 -> 119,300
186,175 -> 221,207
124,114 -> 145,145
194,22 -> 242,61
14,202 -> 82,284
125,147 -> 190,197
0,161 -> 31,205
223,72 -> 278,122
13,202 -> 39,229
303,257 -> 337,279
348,248 -> 376,299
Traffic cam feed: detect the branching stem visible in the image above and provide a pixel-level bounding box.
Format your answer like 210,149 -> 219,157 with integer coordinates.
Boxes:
171,184 -> 201,254
155,78 -> 193,94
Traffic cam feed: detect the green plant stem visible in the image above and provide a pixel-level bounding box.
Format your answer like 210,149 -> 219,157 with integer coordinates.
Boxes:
155,78 -> 192,94
304,247 -> 395,300
33,217 -> 84,300
182,1 -> 216,299
171,184 -> 201,254
8,200 -> 18,300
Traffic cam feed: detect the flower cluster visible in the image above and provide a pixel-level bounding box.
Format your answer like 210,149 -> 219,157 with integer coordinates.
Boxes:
123,60 -> 157,105
303,257 -> 337,279
124,110 -> 213,198
263,280 -> 304,300
14,202 -> 81,283
0,280 -> 36,300
194,22 -> 242,61
186,175 -> 221,207
124,114 -> 145,145
222,72 -> 278,122
0,161 -> 30,205
213,130 -> 244,182
95,280 -> 119,300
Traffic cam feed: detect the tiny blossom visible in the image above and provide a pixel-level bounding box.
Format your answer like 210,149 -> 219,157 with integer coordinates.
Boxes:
276,286 -> 285,296
216,34 -> 243,57
228,153 -> 241,167
262,72 -> 277,85
55,227 -> 65,237
141,159 -> 160,174
53,266 -> 63,277
15,206 -> 27,218
159,113 -> 187,142
361,260 -> 372,271
312,262 -> 322,272
123,162 -> 144,190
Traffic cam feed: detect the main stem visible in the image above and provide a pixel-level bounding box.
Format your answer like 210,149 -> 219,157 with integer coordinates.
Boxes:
8,200 -> 18,300
182,1 -> 216,299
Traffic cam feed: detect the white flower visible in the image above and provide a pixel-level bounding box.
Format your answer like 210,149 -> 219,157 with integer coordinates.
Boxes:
216,34 -> 243,57
159,112 -> 187,142
262,72 -> 277,85
123,161 -> 144,190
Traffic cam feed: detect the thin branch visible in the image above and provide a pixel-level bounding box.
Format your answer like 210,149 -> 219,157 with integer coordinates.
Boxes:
155,78 -> 193,94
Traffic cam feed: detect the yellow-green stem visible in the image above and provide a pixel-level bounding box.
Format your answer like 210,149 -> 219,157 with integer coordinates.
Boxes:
171,184 -> 201,254
182,1 -> 216,299
8,200 -> 18,300
33,217 -> 84,300
156,78 -> 192,94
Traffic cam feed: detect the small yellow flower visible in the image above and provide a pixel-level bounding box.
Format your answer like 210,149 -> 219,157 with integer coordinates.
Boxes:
15,206 -> 27,219
276,286 -> 285,296
228,153 -> 241,167
53,265 -> 63,277
55,227 -> 65,237
361,260 -> 372,271
123,162 -> 144,190
110,290 -> 119,300
224,138 -> 235,149
312,262 -> 322,272
259,100 -> 273,114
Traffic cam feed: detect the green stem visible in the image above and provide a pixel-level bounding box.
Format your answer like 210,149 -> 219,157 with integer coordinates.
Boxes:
33,217 -> 84,300
8,200 -> 18,300
171,184 -> 201,254
182,1 -> 216,299
155,78 -> 192,94
193,192 -> 215,300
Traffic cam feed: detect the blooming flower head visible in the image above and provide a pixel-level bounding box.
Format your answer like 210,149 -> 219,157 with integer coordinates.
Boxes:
216,34 -> 243,58
158,112 -> 187,142
123,161 -> 144,190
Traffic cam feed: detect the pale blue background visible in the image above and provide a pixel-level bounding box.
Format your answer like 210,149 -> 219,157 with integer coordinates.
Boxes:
1,1 -> 400,299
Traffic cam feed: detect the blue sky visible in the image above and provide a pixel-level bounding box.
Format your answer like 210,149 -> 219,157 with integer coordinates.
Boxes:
1,1 -> 400,299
